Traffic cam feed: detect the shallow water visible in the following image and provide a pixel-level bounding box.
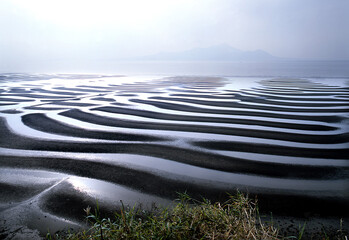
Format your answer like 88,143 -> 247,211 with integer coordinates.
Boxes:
0,74 -> 348,238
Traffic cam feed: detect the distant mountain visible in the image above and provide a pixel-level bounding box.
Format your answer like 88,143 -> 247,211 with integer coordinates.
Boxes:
137,44 -> 281,61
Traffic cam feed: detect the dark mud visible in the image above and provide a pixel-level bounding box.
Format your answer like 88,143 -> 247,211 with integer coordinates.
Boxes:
0,75 -> 348,239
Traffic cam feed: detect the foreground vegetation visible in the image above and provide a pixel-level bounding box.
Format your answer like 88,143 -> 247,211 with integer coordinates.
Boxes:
48,193 -> 347,240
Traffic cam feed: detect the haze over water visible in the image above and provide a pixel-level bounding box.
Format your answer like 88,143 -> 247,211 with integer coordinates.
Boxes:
63,60 -> 349,77
0,0 -> 349,239
1,0 -> 349,73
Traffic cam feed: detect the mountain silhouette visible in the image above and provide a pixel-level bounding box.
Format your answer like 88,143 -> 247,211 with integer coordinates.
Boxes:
137,44 -> 280,61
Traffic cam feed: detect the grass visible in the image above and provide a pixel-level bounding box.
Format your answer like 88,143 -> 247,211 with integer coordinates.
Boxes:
47,193 -> 348,240
48,192 -> 278,240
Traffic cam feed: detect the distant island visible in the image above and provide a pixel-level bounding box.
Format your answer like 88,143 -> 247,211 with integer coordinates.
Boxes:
135,44 -> 282,62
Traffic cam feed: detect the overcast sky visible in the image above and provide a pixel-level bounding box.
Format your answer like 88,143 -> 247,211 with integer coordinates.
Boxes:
0,0 -> 348,72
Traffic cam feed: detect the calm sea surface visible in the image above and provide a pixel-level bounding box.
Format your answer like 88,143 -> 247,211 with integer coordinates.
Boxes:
4,60 -> 348,78
77,60 -> 349,77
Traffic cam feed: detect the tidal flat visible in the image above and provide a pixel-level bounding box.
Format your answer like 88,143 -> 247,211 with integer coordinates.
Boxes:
0,74 -> 348,239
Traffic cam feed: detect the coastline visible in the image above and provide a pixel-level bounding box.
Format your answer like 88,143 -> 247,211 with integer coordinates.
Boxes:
0,74 -> 348,238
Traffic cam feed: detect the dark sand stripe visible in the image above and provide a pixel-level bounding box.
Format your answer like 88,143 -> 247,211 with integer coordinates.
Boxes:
233,95 -> 349,107
169,88 -> 220,94
76,85 -> 119,90
130,99 -> 344,123
61,109 -> 348,144
31,88 -> 85,96
171,92 -> 349,106
0,103 -> 16,106
0,117 -> 346,179
259,86 -> 349,93
22,113 -> 166,142
235,91 -> 349,102
249,89 -> 349,97
110,102 -> 130,106
91,97 -> 116,102
149,96 -> 349,112
0,181 -> 54,202
54,87 -> 111,93
93,106 -> 337,131
44,101 -> 97,107
8,88 -> 30,93
1,156 -> 348,216
0,97 -> 33,102
0,109 -> 23,114
170,93 -> 235,99
115,94 -> 138,97
192,140 -> 349,159
0,93 -> 74,99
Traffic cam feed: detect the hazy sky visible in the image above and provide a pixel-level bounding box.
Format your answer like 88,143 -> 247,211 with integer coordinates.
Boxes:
1,0 -> 348,72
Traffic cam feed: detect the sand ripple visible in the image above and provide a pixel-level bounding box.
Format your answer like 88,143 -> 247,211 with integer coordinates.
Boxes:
0,74 -> 348,237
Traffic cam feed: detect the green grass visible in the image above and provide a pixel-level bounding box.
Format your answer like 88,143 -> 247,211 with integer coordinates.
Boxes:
49,192 -> 279,240
47,193 -> 348,240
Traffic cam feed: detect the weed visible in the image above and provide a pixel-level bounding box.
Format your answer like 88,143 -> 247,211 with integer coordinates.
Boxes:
48,194 -> 349,240
53,193 -> 279,240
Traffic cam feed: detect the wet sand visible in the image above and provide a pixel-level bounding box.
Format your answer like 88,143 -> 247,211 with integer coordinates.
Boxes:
0,74 -> 348,239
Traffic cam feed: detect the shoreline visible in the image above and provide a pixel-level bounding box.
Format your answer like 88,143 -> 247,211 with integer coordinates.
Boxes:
0,75 -> 348,238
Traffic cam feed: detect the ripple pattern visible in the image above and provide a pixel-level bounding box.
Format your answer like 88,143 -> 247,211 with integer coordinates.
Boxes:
0,74 -> 348,237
